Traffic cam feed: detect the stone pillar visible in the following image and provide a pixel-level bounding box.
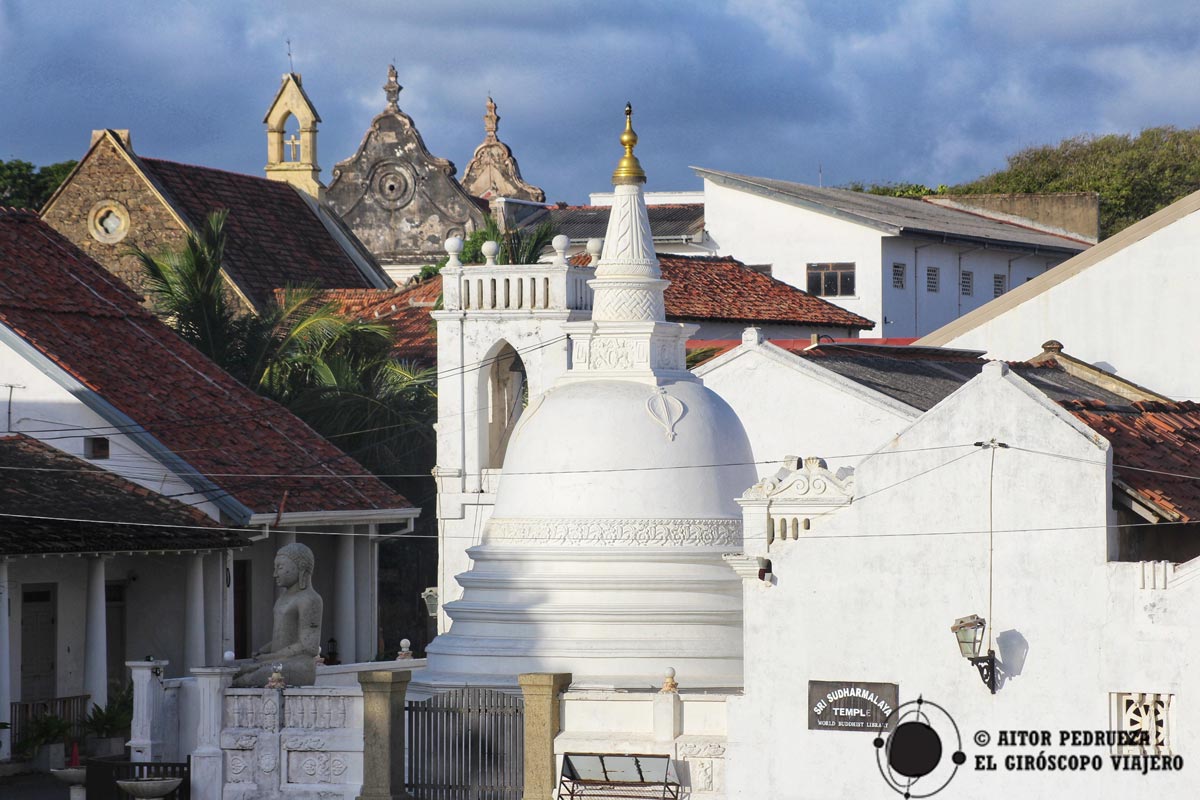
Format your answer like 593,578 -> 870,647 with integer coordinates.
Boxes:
335,533 -> 357,663
191,667 -> 236,800
357,670 -> 411,800
185,553 -> 206,670
0,558 -> 11,761
127,660 -> 169,762
84,556 -> 109,709
518,673 -> 571,800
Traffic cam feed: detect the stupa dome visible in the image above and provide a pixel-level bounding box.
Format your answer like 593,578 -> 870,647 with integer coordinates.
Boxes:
493,378 -> 753,524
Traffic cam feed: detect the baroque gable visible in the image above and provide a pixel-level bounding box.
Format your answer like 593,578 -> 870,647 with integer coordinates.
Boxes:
461,97 -> 545,203
325,66 -> 486,266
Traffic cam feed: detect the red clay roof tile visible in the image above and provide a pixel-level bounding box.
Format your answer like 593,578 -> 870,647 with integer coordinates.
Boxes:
140,158 -> 386,311
570,253 -> 874,329
0,210 -> 410,517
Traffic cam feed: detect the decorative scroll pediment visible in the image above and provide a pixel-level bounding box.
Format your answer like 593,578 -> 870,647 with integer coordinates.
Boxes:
326,66 -> 485,264
742,456 -> 855,505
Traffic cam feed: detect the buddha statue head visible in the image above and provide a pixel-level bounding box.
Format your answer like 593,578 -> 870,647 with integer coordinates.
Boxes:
274,542 -> 315,590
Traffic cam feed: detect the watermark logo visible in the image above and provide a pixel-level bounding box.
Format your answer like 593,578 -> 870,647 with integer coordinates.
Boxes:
874,696 -> 965,798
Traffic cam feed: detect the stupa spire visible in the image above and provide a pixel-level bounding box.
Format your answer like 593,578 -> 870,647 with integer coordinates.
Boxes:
591,104 -> 664,323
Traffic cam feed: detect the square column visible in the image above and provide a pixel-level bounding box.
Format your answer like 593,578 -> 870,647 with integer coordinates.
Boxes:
357,670 -> 411,800
519,673 -> 572,800
191,667 -> 237,800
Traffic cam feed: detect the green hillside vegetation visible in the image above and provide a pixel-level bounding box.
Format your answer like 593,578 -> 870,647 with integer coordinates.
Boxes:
849,126 -> 1200,238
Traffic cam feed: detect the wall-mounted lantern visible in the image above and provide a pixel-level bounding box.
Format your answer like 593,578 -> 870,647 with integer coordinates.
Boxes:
951,614 -> 997,693
421,587 -> 439,618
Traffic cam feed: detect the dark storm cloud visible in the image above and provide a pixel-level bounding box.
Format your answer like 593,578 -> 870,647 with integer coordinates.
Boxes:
2,0 -> 1198,203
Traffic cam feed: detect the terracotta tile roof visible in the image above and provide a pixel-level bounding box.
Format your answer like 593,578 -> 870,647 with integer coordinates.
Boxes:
570,253 -> 875,329
1067,400 -> 1200,522
0,210 -> 411,517
140,158 -> 387,311
313,278 -> 441,364
0,434 -> 246,556
521,203 -> 705,242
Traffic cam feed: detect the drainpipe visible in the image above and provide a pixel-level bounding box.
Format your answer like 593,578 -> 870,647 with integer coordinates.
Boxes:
1007,253 -> 1029,295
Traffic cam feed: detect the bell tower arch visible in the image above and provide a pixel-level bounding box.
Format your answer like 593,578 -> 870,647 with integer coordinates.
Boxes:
264,73 -> 323,198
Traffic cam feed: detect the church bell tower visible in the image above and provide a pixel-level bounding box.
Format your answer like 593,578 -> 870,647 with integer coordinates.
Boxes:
263,72 -> 324,199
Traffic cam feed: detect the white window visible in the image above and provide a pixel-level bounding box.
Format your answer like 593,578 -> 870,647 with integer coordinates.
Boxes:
925,266 -> 940,293
84,436 -> 110,460
1111,692 -> 1172,754
994,274 -> 1008,297
892,263 -> 906,289
960,271 -> 974,296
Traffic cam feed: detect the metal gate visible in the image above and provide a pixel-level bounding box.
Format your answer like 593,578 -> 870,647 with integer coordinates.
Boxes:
406,687 -> 524,800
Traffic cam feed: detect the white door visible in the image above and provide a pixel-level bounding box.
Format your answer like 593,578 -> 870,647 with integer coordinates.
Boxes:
20,586 -> 56,701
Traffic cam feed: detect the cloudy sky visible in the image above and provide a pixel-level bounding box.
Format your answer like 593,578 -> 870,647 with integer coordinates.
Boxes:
3,0 -> 1199,204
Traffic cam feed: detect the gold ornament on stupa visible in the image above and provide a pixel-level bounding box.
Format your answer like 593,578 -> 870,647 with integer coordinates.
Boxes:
612,102 -> 647,184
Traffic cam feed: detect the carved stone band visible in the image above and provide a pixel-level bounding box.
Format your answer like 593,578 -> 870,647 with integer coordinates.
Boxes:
485,517 -> 742,547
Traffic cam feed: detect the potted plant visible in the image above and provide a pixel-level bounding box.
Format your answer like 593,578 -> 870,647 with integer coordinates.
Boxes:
16,713 -> 71,771
84,683 -> 133,757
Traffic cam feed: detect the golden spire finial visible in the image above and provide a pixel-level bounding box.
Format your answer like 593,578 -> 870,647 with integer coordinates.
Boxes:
612,102 -> 646,184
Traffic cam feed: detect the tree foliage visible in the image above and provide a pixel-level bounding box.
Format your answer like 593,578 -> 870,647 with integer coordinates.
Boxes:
417,215 -> 556,279
0,159 -> 76,209
950,126 -> 1200,237
133,210 -> 437,483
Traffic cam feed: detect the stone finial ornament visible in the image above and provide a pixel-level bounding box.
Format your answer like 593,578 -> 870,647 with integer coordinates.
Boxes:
232,542 -> 323,687
661,667 -> 679,693
552,235 -> 570,266
396,639 -> 413,660
483,97 -> 499,140
384,65 -> 403,111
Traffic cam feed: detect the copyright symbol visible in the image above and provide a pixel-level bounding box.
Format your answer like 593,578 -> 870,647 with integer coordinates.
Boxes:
974,730 -> 990,747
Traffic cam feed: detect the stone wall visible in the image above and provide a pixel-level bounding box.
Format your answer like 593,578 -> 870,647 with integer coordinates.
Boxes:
41,134 -> 186,296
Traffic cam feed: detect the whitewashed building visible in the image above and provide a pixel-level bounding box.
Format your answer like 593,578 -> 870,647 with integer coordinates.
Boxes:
696,168 -> 1092,337
0,210 -> 417,762
919,188 -> 1200,400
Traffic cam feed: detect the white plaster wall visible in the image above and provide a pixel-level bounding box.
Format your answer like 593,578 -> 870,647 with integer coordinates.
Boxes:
687,320 -> 862,341
729,366 -> 1196,798
702,180 -> 885,326
880,239 -> 1059,338
0,333 -> 224,519
695,340 -> 916,477
937,208 -> 1200,398
433,310 -> 572,633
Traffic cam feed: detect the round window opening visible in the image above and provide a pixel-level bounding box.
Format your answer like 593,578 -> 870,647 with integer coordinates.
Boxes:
87,201 -> 130,244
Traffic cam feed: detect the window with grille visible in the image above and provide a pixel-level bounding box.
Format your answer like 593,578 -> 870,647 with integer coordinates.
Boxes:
960,271 -> 974,296
806,263 -> 856,297
1111,692 -> 1172,754
925,267 -> 940,293
892,263 -> 906,289
994,274 -> 1008,297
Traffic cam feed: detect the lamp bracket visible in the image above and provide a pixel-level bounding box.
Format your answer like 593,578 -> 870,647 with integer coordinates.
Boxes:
969,649 -> 999,694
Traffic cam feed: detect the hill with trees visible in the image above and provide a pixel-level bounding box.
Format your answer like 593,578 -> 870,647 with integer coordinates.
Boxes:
849,125 -> 1200,238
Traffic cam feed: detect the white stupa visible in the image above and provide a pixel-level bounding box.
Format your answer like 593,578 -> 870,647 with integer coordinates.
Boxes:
423,106 -> 755,689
